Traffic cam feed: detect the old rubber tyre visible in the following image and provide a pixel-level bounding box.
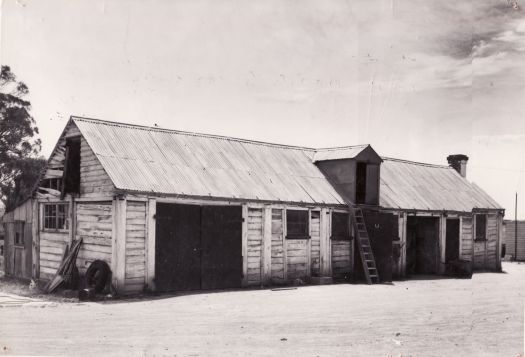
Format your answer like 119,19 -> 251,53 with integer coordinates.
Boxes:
85,260 -> 110,293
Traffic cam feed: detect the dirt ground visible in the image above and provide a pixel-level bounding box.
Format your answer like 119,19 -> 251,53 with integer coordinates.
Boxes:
0,262 -> 524,357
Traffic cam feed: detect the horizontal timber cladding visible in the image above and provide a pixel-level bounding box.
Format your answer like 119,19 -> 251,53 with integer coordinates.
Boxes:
75,202 -> 113,275
79,136 -> 115,198
247,207 -> 263,285
39,231 -> 69,280
331,240 -> 351,277
460,216 -> 473,261
504,220 -> 525,260
286,238 -> 309,281
473,214 -> 499,270
124,201 -> 147,293
271,209 -> 285,283
310,211 -> 321,276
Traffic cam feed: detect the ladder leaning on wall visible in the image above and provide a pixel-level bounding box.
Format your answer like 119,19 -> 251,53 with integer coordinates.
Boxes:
348,205 -> 380,284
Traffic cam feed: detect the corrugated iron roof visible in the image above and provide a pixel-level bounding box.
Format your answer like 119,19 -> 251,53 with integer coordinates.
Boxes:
71,117 -> 502,211
379,157 -> 502,211
312,145 -> 369,162
73,117 -> 346,205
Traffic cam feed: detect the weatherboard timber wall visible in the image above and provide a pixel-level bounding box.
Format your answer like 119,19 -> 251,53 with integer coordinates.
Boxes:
79,136 -> 115,198
504,219 -> 525,261
124,201 -> 147,293
473,213 -> 499,270
331,240 -> 351,276
310,210 -> 321,276
75,202 -> 113,275
246,207 -> 263,285
286,238 -> 309,280
460,216 -> 473,261
2,199 -> 33,279
271,209 -> 285,283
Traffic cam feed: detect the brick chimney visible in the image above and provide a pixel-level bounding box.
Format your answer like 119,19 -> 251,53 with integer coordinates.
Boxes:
447,154 -> 469,178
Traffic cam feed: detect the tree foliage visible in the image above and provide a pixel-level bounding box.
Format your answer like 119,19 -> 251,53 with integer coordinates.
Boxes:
0,65 -> 43,211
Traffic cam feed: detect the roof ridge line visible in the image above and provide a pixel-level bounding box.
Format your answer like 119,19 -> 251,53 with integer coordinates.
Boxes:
382,156 -> 450,168
315,144 -> 370,151
71,115 -> 317,151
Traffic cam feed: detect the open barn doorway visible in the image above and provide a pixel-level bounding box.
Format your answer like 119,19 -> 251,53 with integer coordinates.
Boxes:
445,218 -> 460,263
155,203 -> 243,292
406,216 -> 440,275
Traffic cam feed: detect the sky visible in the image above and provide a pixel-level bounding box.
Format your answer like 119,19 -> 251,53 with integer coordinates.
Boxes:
1,0 -> 525,217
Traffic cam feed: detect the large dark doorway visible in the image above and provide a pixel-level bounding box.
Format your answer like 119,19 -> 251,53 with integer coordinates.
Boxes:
406,216 -> 439,275
354,210 -> 397,282
155,203 -> 243,292
445,218 -> 460,263
200,206 -> 243,290
155,203 -> 202,291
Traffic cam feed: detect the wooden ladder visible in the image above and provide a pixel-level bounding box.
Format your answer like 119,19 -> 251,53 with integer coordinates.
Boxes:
349,206 -> 379,284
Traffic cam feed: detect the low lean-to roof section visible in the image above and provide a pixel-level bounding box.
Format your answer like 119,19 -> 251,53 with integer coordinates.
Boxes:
72,117 -> 346,205
380,157 -> 503,212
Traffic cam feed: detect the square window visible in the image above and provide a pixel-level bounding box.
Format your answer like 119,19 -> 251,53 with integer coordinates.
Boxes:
286,210 -> 309,239
332,212 -> 351,240
43,203 -> 69,231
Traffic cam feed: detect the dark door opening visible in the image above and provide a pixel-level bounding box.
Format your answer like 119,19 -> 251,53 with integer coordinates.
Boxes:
155,203 -> 242,292
406,216 -> 439,275
353,210 -> 397,283
201,206 -> 243,290
356,162 -> 367,204
445,218 -> 460,263
155,203 -> 202,291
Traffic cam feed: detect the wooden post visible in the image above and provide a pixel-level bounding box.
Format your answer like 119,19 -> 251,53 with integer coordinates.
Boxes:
282,208 -> 288,281
146,198 -> 156,290
319,207 -> 331,276
398,212 -> 407,278
439,214 -> 446,274
241,204 -> 248,287
31,200 -> 40,279
497,213 -> 503,270
262,206 -> 272,285
111,197 -> 127,292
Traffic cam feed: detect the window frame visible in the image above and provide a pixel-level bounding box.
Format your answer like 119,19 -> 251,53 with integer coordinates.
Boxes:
331,211 -> 351,241
286,209 -> 310,240
475,214 -> 487,242
42,203 -> 69,232
14,220 -> 25,246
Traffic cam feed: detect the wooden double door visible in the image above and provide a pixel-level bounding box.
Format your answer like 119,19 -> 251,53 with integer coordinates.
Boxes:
155,203 -> 242,291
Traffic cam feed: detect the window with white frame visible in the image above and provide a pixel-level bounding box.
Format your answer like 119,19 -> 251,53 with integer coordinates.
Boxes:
43,203 -> 69,231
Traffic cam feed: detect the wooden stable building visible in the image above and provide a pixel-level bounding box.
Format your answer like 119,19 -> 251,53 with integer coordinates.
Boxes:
1,117 -> 504,292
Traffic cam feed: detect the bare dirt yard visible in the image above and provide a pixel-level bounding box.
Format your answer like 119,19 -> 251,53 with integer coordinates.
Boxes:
1,262 -> 524,357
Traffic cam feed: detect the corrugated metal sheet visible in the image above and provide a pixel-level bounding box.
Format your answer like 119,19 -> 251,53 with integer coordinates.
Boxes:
72,117 -> 502,211
380,158 -> 502,211
312,145 -> 369,162
73,117 -> 346,205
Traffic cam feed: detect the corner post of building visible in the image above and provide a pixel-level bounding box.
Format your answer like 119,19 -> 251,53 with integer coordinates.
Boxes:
319,207 -> 331,276
262,205 -> 272,285
146,198 -> 156,290
241,204 -> 249,287
497,211 -> 504,271
31,199 -> 40,280
111,195 -> 127,292
439,213 -> 446,274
